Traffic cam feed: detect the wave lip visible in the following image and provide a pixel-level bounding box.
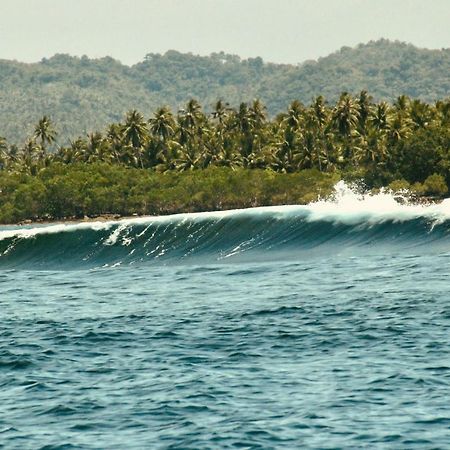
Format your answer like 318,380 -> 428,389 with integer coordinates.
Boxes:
1,182 -> 450,269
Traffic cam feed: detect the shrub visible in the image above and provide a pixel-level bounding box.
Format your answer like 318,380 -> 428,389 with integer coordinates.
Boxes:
388,179 -> 410,193
422,173 -> 448,197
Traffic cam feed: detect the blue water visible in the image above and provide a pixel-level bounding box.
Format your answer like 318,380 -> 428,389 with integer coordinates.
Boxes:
2,201 -> 450,448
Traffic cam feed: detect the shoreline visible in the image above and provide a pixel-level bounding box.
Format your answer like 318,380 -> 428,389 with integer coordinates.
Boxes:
4,194 -> 445,228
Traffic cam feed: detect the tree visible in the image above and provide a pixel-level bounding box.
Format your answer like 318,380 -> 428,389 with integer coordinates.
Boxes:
149,106 -> 175,141
123,110 -> 149,148
332,93 -> 360,165
34,115 -> 57,149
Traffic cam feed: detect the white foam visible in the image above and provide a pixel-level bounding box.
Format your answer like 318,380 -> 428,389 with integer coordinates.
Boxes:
306,181 -> 450,225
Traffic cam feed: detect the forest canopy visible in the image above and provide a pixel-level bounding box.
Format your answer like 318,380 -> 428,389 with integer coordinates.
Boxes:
0,90 -> 449,224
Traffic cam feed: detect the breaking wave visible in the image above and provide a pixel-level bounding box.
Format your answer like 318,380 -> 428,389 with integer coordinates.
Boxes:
2,182 -> 450,269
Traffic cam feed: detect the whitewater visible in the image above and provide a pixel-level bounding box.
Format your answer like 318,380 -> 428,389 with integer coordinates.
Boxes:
2,182 -> 450,448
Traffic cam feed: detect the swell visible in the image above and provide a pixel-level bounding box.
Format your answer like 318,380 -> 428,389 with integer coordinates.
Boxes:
1,202 -> 450,269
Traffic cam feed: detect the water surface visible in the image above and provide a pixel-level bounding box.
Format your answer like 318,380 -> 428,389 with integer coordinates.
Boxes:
2,185 -> 450,448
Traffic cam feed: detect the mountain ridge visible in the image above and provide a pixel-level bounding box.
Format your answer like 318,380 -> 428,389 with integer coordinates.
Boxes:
1,39 -> 449,143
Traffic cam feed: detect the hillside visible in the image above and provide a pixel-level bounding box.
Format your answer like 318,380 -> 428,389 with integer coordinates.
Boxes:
0,39 -> 449,143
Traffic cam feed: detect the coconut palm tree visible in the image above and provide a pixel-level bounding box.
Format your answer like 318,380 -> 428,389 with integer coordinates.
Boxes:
122,110 -> 149,168
393,95 -> 410,115
178,99 -> 204,130
18,139 -> 45,175
332,93 -> 360,165
369,101 -> 391,133
0,137 -> 8,170
409,99 -> 433,129
283,100 -> 304,130
123,110 -> 148,148
149,106 -> 175,141
357,90 -> 373,135
34,115 -> 57,149
211,100 -> 231,128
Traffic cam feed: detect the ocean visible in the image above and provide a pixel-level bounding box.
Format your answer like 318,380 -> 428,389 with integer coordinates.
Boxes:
2,182 -> 450,449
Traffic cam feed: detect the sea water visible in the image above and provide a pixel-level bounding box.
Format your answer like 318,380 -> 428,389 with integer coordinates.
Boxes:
2,183 -> 450,449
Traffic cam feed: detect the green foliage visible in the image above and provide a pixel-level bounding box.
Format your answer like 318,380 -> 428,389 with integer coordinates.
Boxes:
388,179 -> 410,192
422,174 -> 448,197
0,87 -> 449,223
0,40 -> 449,143
0,165 -> 337,223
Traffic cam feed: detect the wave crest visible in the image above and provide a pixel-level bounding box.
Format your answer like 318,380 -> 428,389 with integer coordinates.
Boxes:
1,182 -> 450,269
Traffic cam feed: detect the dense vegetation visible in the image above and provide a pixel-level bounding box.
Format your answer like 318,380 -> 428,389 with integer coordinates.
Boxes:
0,90 -> 449,224
0,39 -> 449,142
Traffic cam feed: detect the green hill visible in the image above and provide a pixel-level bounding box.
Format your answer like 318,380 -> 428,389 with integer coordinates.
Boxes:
1,39 -> 449,143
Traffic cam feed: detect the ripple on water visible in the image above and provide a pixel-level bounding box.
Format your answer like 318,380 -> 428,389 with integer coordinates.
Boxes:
1,254 -> 450,448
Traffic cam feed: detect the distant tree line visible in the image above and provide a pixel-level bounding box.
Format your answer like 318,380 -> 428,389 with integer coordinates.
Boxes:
0,39 -> 449,142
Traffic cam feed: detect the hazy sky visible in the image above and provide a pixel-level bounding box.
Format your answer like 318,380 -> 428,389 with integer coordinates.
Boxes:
1,0 -> 449,65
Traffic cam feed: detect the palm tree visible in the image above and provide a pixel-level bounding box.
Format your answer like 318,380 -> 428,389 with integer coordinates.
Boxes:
123,110 -> 149,148
85,132 -> 108,163
283,100 -> 304,130
105,123 -> 125,164
122,110 -> 149,168
19,139 -> 44,175
387,113 -> 412,145
249,99 -> 267,128
34,115 -> 57,149
358,128 -> 387,166
332,93 -> 359,138
0,137 -> 8,170
69,138 -> 88,163
357,90 -> 373,135
178,99 -> 203,130
213,144 -> 243,170
369,102 -> 391,133
310,96 -> 332,170
149,106 -> 175,141
393,95 -> 410,115
409,99 -> 433,129
211,100 -> 231,128
332,93 -> 360,165
435,99 -> 450,127
267,124 -> 301,173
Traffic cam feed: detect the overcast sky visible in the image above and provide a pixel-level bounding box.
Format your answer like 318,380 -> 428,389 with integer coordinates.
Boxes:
1,0 -> 449,65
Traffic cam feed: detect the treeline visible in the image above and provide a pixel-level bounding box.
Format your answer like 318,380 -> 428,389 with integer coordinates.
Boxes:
0,91 -> 449,223
0,165 -> 338,224
0,39 -> 449,142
